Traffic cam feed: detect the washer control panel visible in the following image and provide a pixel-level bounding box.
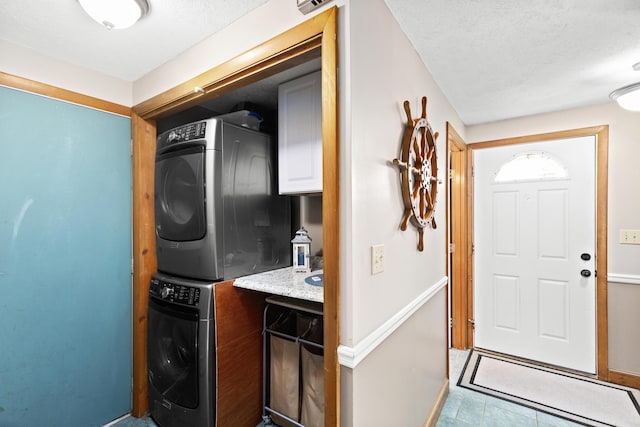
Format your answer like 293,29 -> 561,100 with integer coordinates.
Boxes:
149,277 -> 201,307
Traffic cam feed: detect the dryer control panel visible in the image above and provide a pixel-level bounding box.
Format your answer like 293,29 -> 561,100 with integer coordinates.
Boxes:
149,277 -> 201,307
167,121 -> 207,143
157,121 -> 208,152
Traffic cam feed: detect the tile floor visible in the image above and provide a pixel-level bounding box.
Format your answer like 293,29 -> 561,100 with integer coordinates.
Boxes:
109,349 -> 584,427
438,349 -> 584,427
108,415 -> 157,427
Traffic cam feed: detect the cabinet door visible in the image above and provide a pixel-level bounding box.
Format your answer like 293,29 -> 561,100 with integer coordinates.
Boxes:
278,71 -> 322,194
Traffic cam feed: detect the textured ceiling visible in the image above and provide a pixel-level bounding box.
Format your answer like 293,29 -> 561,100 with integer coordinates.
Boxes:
0,0 -> 270,81
1,0 -> 640,124
384,0 -> 640,124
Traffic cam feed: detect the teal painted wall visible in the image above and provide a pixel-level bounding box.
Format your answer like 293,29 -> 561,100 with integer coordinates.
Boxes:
0,86 -> 132,426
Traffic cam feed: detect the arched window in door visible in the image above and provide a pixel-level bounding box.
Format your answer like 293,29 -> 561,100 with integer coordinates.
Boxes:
494,151 -> 568,183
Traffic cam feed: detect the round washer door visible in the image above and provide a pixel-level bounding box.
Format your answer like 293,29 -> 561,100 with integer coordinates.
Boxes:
155,146 -> 206,242
147,298 -> 199,409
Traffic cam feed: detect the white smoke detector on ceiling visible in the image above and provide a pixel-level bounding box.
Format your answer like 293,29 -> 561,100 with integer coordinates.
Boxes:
297,0 -> 333,15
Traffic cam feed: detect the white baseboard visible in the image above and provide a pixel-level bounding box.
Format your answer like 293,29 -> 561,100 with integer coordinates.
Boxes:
102,414 -> 130,427
338,276 -> 448,369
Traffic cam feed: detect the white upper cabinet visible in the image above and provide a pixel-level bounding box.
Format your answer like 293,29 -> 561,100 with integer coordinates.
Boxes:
278,71 -> 322,194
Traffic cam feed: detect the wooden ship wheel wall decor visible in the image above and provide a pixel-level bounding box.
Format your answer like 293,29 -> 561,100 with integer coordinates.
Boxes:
392,96 -> 439,251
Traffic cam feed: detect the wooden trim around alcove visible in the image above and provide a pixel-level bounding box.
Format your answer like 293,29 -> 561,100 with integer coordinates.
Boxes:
131,112 -> 157,415
134,9 -> 332,120
446,123 -> 469,351
131,7 -> 340,426
0,71 -> 131,117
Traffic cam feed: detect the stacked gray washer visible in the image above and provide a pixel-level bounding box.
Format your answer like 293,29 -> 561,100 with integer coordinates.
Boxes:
147,272 -> 215,427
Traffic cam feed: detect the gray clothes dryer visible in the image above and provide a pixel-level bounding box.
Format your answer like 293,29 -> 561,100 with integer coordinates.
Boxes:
154,118 -> 291,282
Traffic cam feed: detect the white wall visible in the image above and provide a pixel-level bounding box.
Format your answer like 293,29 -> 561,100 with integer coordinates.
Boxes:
608,281 -> 640,374
338,0 -> 464,424
344,0 -> 462,346
0,39 -> 132,107
466,103 -> 640,276
346,290 -> 447,427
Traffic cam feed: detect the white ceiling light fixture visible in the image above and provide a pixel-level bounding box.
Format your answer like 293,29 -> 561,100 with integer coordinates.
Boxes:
78,0 -> 150,30
610,62 -> 640,112
610,82 -> 640,112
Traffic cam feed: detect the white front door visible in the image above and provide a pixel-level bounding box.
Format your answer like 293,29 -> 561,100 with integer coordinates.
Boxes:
473,136 -> 596,373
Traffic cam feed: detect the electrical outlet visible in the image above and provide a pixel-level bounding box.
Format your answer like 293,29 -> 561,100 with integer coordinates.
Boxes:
371,244 -> 384,274
620,229 -> 640,245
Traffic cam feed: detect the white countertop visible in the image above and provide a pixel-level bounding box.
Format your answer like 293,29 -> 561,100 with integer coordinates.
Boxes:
233,267 -> 324,303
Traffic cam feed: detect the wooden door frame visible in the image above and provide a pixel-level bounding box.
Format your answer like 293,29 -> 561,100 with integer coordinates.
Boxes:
131,8 -> 340,425
463,125 -> 609,379
446,123 -> 470,349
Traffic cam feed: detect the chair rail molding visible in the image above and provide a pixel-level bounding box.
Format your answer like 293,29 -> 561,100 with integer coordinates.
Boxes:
337,276 -> 448,369
608,273 -> 640,285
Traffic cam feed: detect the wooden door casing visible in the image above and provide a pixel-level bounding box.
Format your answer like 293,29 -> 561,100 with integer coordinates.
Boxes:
465,125 -> 608,379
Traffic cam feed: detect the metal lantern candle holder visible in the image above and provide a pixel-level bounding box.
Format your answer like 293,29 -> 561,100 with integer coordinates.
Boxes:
291,227 -> 312,273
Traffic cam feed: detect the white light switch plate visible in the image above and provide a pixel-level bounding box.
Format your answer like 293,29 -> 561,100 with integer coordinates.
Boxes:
371,244 -> 384,274
620,229 -> 640,244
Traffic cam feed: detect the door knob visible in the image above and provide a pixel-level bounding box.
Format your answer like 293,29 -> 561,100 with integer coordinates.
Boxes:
580,269 -> 592,278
